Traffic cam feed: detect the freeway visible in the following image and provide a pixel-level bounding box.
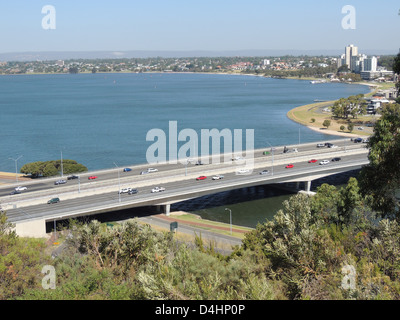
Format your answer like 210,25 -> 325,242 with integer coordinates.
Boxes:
4,147 -> 369,225
0,138 -> 367,198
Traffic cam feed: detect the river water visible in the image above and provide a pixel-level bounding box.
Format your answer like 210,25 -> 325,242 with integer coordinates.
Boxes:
0,73 -> 369,227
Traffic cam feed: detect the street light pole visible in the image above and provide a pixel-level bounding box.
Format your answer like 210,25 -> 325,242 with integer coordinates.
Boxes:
114,162 -> 121,203
225,208 -> 232,235
60,150 -> 64,178
299,127 -> 301,146
9,155 -> 23,183
265,141 -> 274,176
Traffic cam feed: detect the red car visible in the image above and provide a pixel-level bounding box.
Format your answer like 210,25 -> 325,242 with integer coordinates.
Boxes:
196,176 -> 207,181
308,159 -> 318,163
88,176 -> 98,180
285,164 -> 294,169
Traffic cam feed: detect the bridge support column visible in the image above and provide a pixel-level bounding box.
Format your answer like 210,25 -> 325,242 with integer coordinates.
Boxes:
164,204 -> 171,216
14,219 -> 47,238
305,180 -> 312,193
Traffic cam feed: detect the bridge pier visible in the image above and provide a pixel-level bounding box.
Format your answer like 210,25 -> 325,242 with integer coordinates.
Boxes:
164,204 -> 171,216
298,180 -> 315,196
14,219 -> 47,238
156,204 -> 171,216
305,180 -> 312,193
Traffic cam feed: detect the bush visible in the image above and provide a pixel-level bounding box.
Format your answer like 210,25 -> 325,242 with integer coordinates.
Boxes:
20,160 -> 88,178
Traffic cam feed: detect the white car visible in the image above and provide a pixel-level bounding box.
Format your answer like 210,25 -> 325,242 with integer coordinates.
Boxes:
15,186 -> 27,191
320,160 -> 330,165
236,168 -> 250,175
212,175 -> 224,180
259,170 -> 269,175
119,188 -> 133,194
151,187 -> 165,193
147,168 -> 158,173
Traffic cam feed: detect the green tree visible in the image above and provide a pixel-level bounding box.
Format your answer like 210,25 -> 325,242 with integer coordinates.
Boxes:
337,177 -> 363,224
347,123 -> 354,132
0,213 -> 50,299
69,66 -> 79,74
393,53 -> 400,98
332,95 -> 366,119
359,103 -> 400,217
322,119 -> 331,129
20,160 -> 88,178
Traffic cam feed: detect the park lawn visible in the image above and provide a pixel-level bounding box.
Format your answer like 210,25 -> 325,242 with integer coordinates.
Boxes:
287,81 -> 397,137
288,100 -> 377,136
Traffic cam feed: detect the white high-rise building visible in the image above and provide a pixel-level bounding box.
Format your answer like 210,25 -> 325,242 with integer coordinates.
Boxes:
362,56 -> 377,72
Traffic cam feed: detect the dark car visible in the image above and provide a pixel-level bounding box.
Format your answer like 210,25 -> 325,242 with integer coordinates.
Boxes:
123,168 -> 132,172
332,157 -> 342,162
67,175 -> 79,180
354,138 -> 363,143
47,197 -> 60,204
128,189 -> 138,195
10,190 -> 21,195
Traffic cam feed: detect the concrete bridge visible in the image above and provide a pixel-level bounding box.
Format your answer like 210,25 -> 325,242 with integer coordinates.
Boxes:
0,138 -> 369,238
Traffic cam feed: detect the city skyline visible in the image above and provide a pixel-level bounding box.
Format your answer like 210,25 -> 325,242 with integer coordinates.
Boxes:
0,0 -> 399,56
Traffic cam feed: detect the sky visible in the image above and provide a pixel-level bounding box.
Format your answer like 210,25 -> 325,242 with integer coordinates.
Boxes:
0,0 -> 399,54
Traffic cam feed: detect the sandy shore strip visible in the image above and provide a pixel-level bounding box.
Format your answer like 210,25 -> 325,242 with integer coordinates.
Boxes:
0,172 -> 30,184
303,125 -> 364,138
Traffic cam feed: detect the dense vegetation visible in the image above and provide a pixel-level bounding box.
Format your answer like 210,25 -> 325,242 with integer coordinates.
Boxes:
1,173 -> 399,300
331,94 -> 367,119
20,160 -> 88,178
1,103 -> 400,300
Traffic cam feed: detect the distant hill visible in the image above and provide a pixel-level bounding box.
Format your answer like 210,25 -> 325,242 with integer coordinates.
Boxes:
0,49 -> 396,62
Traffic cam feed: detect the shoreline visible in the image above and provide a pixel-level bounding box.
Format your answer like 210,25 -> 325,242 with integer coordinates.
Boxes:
286,82 -> 382,138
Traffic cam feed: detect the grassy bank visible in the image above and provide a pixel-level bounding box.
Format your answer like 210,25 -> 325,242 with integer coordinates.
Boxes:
287,82 -> 394,138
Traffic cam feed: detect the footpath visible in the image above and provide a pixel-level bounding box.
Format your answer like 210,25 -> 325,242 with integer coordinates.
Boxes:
154,213 -> 250,235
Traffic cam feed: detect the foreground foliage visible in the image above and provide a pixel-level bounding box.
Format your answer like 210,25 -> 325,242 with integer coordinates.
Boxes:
1,175 -> 400,300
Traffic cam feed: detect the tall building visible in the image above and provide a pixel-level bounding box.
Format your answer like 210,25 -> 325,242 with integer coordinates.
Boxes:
345,44 -> 358,68
362,56 -> 377,72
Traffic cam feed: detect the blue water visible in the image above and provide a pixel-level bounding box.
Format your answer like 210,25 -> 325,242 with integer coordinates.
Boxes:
0,73 -> 369,172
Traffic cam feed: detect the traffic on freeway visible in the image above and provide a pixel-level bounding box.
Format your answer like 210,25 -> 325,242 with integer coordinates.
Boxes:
0,138 -> 368,198
3,149 -> 369,224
